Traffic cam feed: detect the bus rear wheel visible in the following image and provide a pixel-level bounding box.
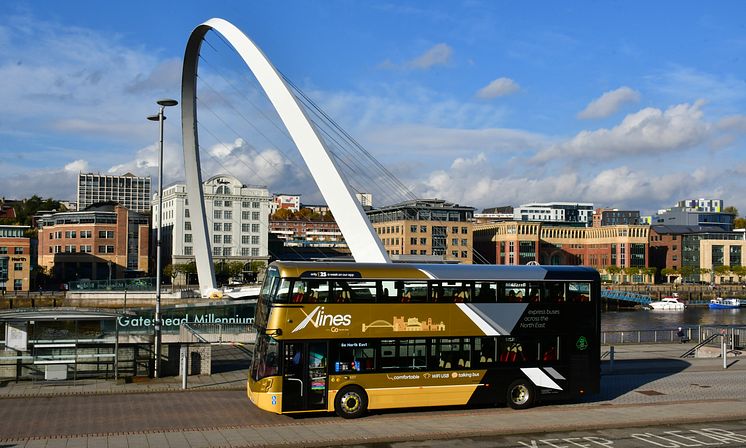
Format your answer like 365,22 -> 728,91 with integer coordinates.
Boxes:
507,379 -> 535,410
335,385 -> 368,419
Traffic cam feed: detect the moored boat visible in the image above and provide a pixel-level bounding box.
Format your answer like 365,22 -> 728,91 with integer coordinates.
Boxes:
648,294 -> 686,311
708,297 -> 741,310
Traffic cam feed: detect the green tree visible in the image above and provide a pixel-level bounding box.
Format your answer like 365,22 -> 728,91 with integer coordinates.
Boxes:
661,267 -> 679,283
272,208 -> 294,220
606,265 -> 621,283
734,217 -> 746,229
723,206 -> 738,216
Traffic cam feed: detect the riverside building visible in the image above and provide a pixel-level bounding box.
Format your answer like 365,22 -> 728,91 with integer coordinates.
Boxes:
366,199 -> 475,263
156,174 -> 271,271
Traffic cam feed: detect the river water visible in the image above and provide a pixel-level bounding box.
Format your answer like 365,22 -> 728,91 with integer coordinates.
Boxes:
602,306 -> 746,331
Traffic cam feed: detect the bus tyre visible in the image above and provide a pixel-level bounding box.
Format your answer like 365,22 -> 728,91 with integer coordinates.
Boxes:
335,386 -> 368,419
507,379 -> 535,410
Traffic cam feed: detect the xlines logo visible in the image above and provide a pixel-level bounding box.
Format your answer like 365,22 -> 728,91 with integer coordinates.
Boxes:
291,306 -> 352,333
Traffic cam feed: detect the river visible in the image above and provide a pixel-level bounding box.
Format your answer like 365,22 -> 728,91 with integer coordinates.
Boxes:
602,306 -> 746,331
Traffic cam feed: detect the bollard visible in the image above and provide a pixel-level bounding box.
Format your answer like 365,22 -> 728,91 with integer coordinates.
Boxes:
609,346 -> 615,371
180,345 -> 188,389
721,330 -> 727,370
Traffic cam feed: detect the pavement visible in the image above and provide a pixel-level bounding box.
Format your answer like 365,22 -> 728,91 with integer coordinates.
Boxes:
0,343 -> 745,447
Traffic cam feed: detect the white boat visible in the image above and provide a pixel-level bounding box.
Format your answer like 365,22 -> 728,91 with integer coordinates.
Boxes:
648,295 -> 686,311
708,297 -> 741,310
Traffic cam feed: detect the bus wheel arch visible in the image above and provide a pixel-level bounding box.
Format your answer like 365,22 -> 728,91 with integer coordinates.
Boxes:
335,385 -> 368,418
506,379 -> 535,410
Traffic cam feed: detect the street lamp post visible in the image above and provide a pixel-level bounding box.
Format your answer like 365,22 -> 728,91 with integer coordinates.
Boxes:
148,98 -> 178,379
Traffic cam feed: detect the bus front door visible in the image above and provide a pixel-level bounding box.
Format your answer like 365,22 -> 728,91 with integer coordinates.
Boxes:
282,342 -> 328,412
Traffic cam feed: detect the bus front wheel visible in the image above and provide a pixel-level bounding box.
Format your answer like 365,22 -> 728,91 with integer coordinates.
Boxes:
507,379 -> 535,410
335,385 -> 368,419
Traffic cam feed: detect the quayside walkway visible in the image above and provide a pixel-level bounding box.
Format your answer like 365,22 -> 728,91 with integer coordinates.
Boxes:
0,343 -> 744,447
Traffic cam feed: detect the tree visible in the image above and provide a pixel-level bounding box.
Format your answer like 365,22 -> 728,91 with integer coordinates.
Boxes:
734,217 -> 746,229
605,265 -> 621,283
714,265 -> 731,283
272,208 -> 294,220
723,206 -> 738,216
661,268 -> 679,283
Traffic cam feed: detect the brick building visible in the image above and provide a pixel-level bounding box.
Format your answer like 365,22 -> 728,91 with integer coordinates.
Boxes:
0,225 -> 32,291
37,204 -> 150,282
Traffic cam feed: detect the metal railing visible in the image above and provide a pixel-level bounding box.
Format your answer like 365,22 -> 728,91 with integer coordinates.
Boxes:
602,325 -> 746,349
179,323 -> 256,344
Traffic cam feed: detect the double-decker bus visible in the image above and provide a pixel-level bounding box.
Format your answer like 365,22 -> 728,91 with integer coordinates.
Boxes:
248,261 -> 600,418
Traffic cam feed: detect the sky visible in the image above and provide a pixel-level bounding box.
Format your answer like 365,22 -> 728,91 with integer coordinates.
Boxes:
1,1 -> 746,216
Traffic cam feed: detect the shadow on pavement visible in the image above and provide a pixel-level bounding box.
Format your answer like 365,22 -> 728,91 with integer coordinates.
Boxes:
582,358 -> 691,402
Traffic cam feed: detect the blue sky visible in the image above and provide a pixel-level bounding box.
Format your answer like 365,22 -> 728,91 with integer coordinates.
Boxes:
1,1 -> 746,215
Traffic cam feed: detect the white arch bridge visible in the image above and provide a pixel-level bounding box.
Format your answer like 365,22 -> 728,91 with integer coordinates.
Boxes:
180,18 -> 391,296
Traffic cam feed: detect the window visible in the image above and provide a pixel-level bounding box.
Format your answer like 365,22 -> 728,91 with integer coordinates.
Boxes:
213,247 -> 221,256
461,251 -> 468,258
185,222 -> 191,231
241,248 -> 250,256
224,200 -> 232,207
334,341 -> 376,373
14,247 -> 23,254
214,200 -> 223,207
14,279 -> 22,291
80,245 -> 92,253
252,224 -> 260,232
410,225 -> 417,233
184,246 -> 192,255
410,237 -> 417,245
461,239 -> 468,246
242,211 -> 250,220
251,235 -> 260,245
213,235 -> 221,244
14,262 -> 23,271
65,245 -> 76,253
224,223 -> 232,232
251,248 -> 259,256
381,339 -> 427,370
420,237 -> 427,245
185,209 -> 190,218
252,201 -> 260,208
0,247 -> 6,254
451,250 -> 459,257
214,223 -> 222,231
223,235 -> 232,244
252,212 -> 260,220
80,230 -> 92,238
184,234 -> 192,243
451,238 -> 459,246
214,210 -> 222,219
223,247 -> 232,256
461,227 -> 468,234
224,211 -> 232,219
242,201 -> 250,208
65,231 -> 76,238
98,230 -> 114,238
452,226 -> 458,234
420,225 -> 427,233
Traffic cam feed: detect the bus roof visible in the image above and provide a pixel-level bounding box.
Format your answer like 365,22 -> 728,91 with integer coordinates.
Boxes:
269,261 -> 599,282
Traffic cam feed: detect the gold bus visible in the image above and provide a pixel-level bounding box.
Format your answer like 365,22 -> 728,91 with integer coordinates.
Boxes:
248,261 -> 600,418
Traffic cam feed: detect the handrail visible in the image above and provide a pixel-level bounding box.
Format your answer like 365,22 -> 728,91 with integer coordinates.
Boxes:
681,333 -> 720,358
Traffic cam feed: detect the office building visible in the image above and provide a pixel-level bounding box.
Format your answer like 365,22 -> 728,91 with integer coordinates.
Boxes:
77,172 -> 151,213
593,208 -> 641,227
514,202 -> 594,226
653,199 -> 734,231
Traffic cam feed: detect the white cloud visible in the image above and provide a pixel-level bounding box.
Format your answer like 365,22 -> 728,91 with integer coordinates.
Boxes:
476,77 -> 520,99
534,101 -> 710,163
64,159 -> 89,173
406,43 -> 453,69
577,86 -> 640,119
